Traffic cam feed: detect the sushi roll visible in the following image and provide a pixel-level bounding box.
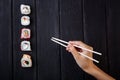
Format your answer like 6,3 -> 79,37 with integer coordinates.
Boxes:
21,16 -> 30,26
21,28 -> 31,39
21,41 -> 31,51
20,4 -> 31,15
21,54 -> 32,67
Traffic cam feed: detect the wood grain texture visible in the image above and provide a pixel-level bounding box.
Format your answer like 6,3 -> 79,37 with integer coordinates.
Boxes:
60,0 -> 85,80
106,0 -> 120,79
36,0 -> 61,80
0,0 -> 12,80
0,0 -> 120,80
12,0 -> 37,80
83,0 -> 108,79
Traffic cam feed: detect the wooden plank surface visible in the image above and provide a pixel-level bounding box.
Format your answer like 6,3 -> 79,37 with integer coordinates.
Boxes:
36,0 -> 61,80
12,0 -> 37,80
0,0 -> 120,80
0,0 -> 12,80
106,0 -> 120,79
83,0 -> 109,79
60,0 -> 85,80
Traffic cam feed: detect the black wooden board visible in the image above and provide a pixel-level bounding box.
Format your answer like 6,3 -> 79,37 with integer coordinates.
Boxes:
106,0 -> 120,79
0,0 -> 12,80
36,0 -> 61,80
83,0 -> 108,79
12,0 -> 37,80
0,0 -> 120,80
60,0 -> 85,80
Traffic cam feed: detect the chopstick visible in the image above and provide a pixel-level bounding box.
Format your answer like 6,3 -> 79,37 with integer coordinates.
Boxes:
51,37 -> 100,63
51,37 -> 102,55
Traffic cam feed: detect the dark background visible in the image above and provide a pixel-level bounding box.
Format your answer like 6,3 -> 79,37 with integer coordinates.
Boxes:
0,0 -> 120,80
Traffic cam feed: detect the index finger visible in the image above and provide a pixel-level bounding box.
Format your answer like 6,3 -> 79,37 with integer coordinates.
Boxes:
69,41 -> 92,49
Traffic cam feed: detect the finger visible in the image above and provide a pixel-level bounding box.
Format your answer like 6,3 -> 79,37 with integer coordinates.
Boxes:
69,41 -> 87,47
68,44 -> 81,58
66,47 -> 71,52
68,42 -> 91,56
69,41 -> 93,50
66,43 -> 72,52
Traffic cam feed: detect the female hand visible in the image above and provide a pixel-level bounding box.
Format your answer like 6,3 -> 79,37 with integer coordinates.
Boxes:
66,41 -> 94,72
66,41 -> 115,80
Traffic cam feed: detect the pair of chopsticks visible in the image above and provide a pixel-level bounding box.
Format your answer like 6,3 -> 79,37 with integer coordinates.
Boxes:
51,37 -> 102,63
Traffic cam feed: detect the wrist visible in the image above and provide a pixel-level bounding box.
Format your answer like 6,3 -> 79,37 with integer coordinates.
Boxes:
83,63 -> 96,74
84,64 -> 115,80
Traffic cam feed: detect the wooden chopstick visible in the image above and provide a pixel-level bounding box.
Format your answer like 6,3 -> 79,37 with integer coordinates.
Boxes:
51,37 -> 100,63
51,37 -> 102,55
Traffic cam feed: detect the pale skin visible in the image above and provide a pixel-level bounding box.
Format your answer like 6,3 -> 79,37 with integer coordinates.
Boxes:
66,41 -> 115,80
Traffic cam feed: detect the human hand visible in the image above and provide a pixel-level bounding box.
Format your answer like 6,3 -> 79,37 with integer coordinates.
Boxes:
66,41 -> 115,80
66,41 -> 95,72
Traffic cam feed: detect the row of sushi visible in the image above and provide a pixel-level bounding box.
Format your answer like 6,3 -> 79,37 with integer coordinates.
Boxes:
20,4 -> 32,68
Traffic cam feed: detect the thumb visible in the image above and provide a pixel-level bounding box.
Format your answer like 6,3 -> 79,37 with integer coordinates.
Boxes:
68,44 -> 81,59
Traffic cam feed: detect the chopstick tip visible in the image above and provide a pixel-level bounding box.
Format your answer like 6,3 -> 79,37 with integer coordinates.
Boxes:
99,53 -> 102,55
